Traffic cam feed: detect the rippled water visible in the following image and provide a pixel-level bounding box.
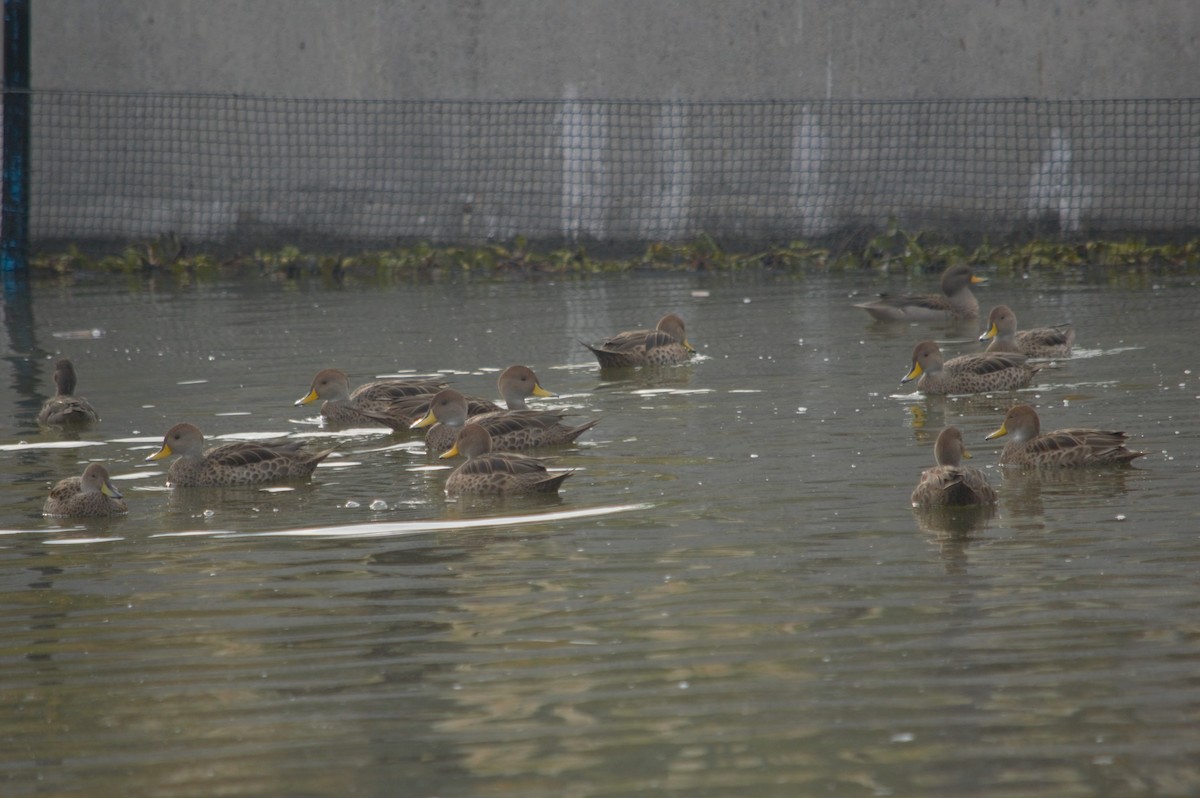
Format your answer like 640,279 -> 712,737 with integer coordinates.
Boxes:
2,266 -> 1198,796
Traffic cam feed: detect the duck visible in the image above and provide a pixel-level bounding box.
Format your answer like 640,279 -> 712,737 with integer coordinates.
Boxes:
43,463 -> 128,517
439,424 -> 573,496
294,368 -> 446,430
145,422 -> 336,487
37,358 -> 100,426
410,387 -> 598,454
901,340 -> 1039,395
985,404 -> 1146,467
496,364 -> 557,409
978,305 -> 1075,358
911,426 -> 998,507
583,313 -> 695,367
854,264 -> 986,322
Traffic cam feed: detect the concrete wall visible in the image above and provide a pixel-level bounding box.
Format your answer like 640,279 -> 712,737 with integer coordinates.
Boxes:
34,1 -> 1200,101
21,2 -> 1200,248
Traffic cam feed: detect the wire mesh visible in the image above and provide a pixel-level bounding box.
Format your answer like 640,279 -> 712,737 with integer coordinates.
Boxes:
27,91 -> 1200,249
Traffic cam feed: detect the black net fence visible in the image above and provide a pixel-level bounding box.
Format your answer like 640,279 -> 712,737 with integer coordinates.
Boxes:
28,91 -> 1200,251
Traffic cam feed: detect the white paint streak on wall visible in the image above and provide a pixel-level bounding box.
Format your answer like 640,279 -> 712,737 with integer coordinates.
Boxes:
792,105 -> 831,236
560,86 -> 608,240
825,11 -> 835,100
1028,127 -> 1092,233
641,101 -> 692,240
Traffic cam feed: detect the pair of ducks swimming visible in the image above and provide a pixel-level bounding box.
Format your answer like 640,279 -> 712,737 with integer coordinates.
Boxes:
41,314 -> 698,515
900,304 -> 1075,395
911,408 -> 1146,508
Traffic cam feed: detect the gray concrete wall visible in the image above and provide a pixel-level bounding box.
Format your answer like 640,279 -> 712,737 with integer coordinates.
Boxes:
33,1 -> 1200,100
21,2 -> 1200,248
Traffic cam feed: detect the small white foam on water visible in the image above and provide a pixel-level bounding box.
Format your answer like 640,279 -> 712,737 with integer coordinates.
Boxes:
1070,345 -> 1141,361
0,440 -> 107,451
305,427 -> 394,439
51,328 -> 105,339
1032,379 -> 1120,391
632,387 -> 714,397
129,481 -> 171,491
374,371 -> 436,379
110,471 -> 158,482
150,530 -> 239,538
156,502 -> 652,540
289,417 -> 324,427
211,431 -> 294,441
44,537 -> 125,545
359,440 -> 425,454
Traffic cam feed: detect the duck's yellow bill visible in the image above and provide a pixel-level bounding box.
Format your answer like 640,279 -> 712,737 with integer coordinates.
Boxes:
294,389 -> 319,406
410,411 -> 437,430
146,444 -> 172,461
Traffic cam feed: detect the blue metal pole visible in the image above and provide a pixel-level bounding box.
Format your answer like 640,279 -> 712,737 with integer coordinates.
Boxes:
2,0 -> 31,284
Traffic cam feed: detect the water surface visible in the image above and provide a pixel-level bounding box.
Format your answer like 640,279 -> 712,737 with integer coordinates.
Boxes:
2,267 -> 1198,796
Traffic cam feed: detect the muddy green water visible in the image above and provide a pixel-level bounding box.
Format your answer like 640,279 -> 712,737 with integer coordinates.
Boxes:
1,268 -> 1198,797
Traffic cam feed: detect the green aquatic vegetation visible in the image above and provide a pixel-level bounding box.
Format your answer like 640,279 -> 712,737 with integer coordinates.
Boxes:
28,227 -> 1200,283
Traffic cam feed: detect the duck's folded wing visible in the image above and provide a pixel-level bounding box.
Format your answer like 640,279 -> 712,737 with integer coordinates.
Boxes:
354,379 -> 444,403
206,440 -> 307,467
479,411 -> 565,436
598,328 -> 652,352
969,352 -> 1029,374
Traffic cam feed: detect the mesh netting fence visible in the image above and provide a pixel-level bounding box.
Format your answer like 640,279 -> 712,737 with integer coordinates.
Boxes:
28,91 -> 1200,250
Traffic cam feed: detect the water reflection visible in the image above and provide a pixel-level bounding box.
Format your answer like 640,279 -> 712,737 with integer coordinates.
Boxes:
159,481 -> 327,521
859,315 -> 982,342
1,275 -> 41,423
998,466 -> 1141,522
591,362 -> 698,391
913,504 -> 998,574
905,393 -> 1033,430
1,269 -> 1198,796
